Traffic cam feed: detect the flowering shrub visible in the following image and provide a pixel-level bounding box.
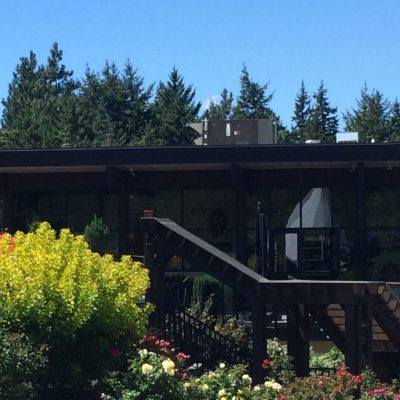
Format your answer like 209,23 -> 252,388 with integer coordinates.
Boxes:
0,223 -> 153,392
0,325 -> 47,400
103,335 -> 191,400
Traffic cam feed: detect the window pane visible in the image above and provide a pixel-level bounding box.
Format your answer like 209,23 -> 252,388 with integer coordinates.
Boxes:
301,188 -> 332,228
67,195 -> 101,232
270,189 -> 300,228
367,190 -> 400,227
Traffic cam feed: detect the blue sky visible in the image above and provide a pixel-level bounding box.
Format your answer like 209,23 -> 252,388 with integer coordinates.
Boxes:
1,0 -> 399,128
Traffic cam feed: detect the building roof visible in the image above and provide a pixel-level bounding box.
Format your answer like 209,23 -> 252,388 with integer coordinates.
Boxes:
0,143 -> 399,173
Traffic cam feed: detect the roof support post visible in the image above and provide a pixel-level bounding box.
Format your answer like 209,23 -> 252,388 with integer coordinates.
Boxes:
231,164 -> 247,265
355,162 -> 367,273
118,188 -> 129,257
287,304 -> 310,377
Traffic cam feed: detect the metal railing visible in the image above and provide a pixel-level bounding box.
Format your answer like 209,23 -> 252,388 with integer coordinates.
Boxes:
164,310 -> 253,370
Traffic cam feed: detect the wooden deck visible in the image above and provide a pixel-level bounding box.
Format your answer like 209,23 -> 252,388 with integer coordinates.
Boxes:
143,217 -> 400,383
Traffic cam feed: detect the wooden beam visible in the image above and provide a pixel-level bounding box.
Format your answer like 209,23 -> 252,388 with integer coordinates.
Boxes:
287,304 -> 310,377
345,303 -> 362,374
251,298 -> 267,384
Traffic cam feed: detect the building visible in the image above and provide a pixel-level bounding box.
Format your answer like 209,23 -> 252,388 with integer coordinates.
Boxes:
0,142 -> 399,281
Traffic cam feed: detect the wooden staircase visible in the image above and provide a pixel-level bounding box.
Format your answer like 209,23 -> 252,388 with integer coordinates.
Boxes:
143,217 -> 400,380
311,283 -> 400,379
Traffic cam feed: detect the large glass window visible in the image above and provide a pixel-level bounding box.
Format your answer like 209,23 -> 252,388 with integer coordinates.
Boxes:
270,189 -> 301,228
367,190 -> 400,227
332,188 -> 356,228
182,189 -> 235,254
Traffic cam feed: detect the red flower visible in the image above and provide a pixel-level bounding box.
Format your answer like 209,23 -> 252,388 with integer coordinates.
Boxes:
353,375 -> 362,385
181,372 -> 189,380
336,367 -> 347,377
261,358 -> 269,368
108,348 -> 119,359
374,388 -> 385,394
279,394 -> 286,400
177,352 -> 189,361
156,340 -> 171,349
367,391 -> 373,397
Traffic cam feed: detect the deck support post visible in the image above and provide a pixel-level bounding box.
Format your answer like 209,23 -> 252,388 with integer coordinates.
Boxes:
287,304 -> 310,377
345,302 -> 372,374
143,218 -> 165,334
345,302 -> 362,374
251,298 -> 267,384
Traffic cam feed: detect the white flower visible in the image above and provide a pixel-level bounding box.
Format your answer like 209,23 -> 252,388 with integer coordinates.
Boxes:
219,362 -> 226,369
138,348 -> 148,357
241,374 -> 252,384
218,388 -> 226,396
202,384 -> 209,391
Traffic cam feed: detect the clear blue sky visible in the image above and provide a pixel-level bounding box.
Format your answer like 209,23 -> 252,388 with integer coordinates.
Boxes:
1,0 -> 399,128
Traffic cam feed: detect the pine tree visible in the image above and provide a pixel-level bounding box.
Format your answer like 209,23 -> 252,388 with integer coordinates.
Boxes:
388,99 -> 400,142
205,88 -> 234,119
344,83 -> 390,143
76,61 -> 153,146
232,65 -> 274,119
290,80 -> 310,143
0,43 -> 77,148
305,81 -> 338,143
143,67 -> 201,145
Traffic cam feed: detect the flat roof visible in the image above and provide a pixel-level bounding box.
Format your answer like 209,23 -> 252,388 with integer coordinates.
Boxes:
0,143 -> 399,173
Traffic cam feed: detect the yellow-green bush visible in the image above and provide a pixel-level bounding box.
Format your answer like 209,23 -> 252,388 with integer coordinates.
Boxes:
0,222 -> 153,392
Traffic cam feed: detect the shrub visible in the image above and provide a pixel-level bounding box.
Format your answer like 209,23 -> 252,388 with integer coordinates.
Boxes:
84,215 -> 110,253
0,325 -> 47,400
0,223 -> 153,392
192,275 -> 224,315
103,335 -> 191,400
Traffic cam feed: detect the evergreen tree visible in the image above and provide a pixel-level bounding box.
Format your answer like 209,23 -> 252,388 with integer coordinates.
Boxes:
205,88 -> 234,119
388,98 -> 400,142
344,83 -> 390,143
76,61 -> 152,146
143,67 -> 201,145
305,81 -> 338,143
290,80 -> 310,143
1,43 -> 78,148
232,65 -> 274,119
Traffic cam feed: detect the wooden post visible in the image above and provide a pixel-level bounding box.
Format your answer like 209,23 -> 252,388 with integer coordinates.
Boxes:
118,188 -> 129,257
143,218 -> 165,334
355,162 -> 367,272
251,297 -> 267,384
231,164 -> 247,265
287,304 -> 310,377
345,302 -> 362,374
362,303 -> 373,369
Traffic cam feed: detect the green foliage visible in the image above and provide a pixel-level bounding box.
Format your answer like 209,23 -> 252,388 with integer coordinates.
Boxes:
76,61 -> 153,146
143,67 -> 201,145
232,65 -> 275,120
0,222 -> 153,390
84,214 -> 110,253
0,326 -> 47,400
204,88 -> 234,119
305,80 -> 338,143
344,83 -> 391,143
192,275 -> 224,316
1,43 -> 78,148
290,80 -> 311,143
310,345 -> 344,370
265,338 -> 295,383
103,335 -> 190,400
